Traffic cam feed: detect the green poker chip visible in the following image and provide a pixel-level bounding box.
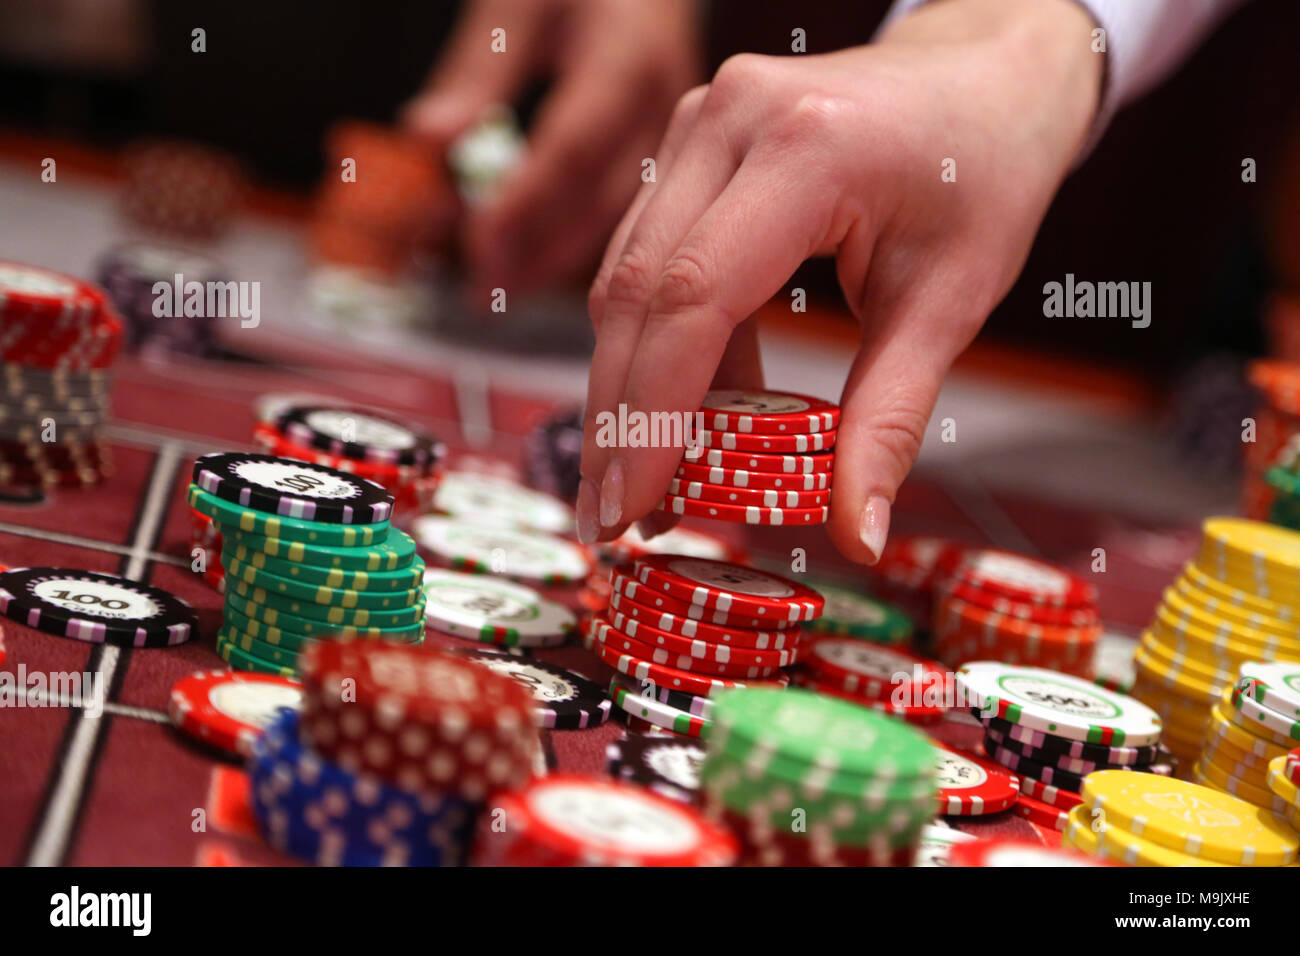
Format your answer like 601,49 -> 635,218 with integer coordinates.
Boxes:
222,526 -> 418,572
216,631 -> 298,677
189,485 -> 387,548
420,568 -> 575,647
223,553 -> 423,610
224,589 -> 426,641
226,575 -> 426,627
222,603 -> 425,652
224,540 -> 424,592
706,716 -> 936,804
219,624 -> 303,668
709,687 -> 936,780
806,582 -> 913,644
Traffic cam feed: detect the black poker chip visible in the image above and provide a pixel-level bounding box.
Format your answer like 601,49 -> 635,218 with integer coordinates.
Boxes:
274,404 -> 444,470
984,715 -> 1161,766
983,733 -> 1176,795
191,452 -> 394,525
605,733 -> 704,804
0,567 -> 198,647
451,650 -> 611,730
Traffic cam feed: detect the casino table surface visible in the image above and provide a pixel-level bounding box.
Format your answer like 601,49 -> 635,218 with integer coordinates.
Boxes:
0,146 -> 1222,866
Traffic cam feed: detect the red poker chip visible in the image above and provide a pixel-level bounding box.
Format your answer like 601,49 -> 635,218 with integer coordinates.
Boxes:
935,594 -> 1101,646
1287,748 -> 1300,788
472,774 -> 738,866
954,550 -> 1097,609
582,617 -> 758,698
169,669 -> 303,756
629,555 -> 825,623
666,477 -> 829,509
611,571 -> 803,631
608,607 -> 801,658
939,578 -> 1099,628
607,588 -> 801,646
0,260 -> 106,326
935,744 -> 1020,816
949,837 -> 1113,867
588,612 -> 793,677
698,389 -> 840,435
873,536 -> 971,592
688,427 -> 837,454
675,460 -> 830,492
707,804 -> 915,866
681,444 -> 834,475
789,669 -> 948,724
298,641 -> 540,800
1016,774 -> 1082,810
1013,790 -> 1070,831
803,637 -> 946,699
658,493 -> 828,527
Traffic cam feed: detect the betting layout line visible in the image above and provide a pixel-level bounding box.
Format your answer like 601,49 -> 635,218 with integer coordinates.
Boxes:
24,439 -> 185,867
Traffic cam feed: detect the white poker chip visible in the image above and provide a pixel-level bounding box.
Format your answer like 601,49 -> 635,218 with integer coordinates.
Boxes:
1238,660 -> 1300,720
956,662 -> 1162,747
421,568 -> 575,647
412,516 -> 591,585
432,471 -> 574,534
912,824 -> 976,867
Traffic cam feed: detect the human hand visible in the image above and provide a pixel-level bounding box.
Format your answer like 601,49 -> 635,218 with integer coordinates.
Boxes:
576,0 -> 1103,563
403,0 -> 702,294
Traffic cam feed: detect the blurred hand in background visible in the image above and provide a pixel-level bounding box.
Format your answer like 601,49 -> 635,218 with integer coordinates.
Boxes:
403,0 -> 702,295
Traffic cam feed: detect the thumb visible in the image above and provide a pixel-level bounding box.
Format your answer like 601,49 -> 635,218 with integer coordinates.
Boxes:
400,1 -> 544,144
827,305 -> 970,566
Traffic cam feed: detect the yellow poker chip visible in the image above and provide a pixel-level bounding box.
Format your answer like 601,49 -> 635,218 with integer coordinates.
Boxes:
1208,705 -> 1292,761
1169,581 -> 1300,646
1064,806 -> 1225,867
1183,561 -> 1300,621
1201,743 -> 1271,791
1152,594 -> 1300,662
1203,733 -> 1272,775
1060,809 -> 1103,858
1172,576 -> 1300,635
1140,631 -> 1238,686
1082,769 -> 1298,866
1269,755 -> 1300,810
1200,517 -> 1300,574
1134,645 -> 1226,703
1194,759 -> 1290,816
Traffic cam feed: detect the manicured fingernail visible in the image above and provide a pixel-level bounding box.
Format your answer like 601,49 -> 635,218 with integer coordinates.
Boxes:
576,478 -> 600,544
599,458 -> 625,528
859,495 -> 891,564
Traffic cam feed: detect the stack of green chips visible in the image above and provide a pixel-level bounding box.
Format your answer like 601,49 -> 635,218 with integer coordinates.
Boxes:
805,582 -> 913,645
1267,466 -> 1300,532
700,688 -> 937,866
188,483 -> 427,676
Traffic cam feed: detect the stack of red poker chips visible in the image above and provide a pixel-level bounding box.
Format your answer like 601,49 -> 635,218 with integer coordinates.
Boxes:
579,554 -> 818,735
119,139 -> 244,239
866,535 -> 972,628
190,507 -> 225,592
789,637 -> 950,725
254,401 -> 444,520
932,550 -> 1101,676
657,389 -> 838,527
470,774 -> 738,866
298,639 -> 541,803
579,523 -> 748,614
0,261 -> 121,488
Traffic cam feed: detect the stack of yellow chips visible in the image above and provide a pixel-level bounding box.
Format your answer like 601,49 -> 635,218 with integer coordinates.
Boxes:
1134,518 -> 1300,772
1062,770 -> 1298,867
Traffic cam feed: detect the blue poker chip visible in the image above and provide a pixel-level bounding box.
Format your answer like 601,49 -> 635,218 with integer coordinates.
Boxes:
248,709 -> 478,866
